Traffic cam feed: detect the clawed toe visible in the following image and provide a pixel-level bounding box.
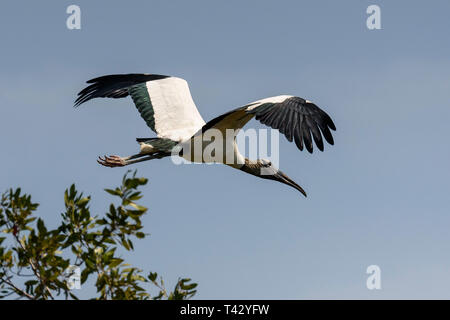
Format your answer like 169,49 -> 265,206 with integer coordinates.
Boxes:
97,155 -> 126,167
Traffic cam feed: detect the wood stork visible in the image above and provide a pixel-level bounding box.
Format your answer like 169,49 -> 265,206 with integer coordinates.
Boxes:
75,74 -> 336,197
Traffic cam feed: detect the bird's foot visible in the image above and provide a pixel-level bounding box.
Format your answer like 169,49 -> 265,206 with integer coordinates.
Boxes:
97,155 -> 127,167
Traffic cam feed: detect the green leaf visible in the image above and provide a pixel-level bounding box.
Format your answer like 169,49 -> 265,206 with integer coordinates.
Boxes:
148,272 -> 158,282
105,188 -> 122,197
76,197 -> 90,207
135,232 -> 145,239
109,258 -> 123,268
121,239 -> 130,250
37,218 -> 46,235
81,268 -> 92,284
128,202 -> 147,212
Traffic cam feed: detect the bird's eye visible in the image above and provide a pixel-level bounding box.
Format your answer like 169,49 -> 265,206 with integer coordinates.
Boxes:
263,161 -> 272,167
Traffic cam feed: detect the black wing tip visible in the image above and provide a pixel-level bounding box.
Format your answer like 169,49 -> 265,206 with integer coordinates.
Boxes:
309,106 -> 336,151
85,73 -> 170,84
74,94 -> 88,107
328,119 -> 337,131
73,73 -> 171,108
251,96 -> 336,154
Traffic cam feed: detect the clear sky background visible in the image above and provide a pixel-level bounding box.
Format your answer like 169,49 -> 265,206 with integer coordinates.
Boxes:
1,0 -> 449,299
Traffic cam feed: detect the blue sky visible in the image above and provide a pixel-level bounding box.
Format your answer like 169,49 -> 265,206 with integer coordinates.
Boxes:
1,0 -> 449,299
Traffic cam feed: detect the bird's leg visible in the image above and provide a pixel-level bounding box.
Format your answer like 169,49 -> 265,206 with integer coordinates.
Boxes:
97,153 -> 166,168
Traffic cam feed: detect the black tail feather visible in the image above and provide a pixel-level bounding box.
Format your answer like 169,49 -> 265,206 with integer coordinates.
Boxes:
136,137 -> 159,143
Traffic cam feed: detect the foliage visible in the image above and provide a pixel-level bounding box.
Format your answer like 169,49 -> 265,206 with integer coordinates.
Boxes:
0,171 -> 197,300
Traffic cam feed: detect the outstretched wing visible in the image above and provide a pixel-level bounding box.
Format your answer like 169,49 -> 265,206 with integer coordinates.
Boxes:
75,74 -> 206,142
204,95 -> 336,153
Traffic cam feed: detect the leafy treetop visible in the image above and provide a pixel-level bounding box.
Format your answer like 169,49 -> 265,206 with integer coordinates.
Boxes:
0,171 -> 197,300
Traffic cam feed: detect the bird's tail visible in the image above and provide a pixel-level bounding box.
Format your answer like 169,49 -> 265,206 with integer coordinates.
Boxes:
136,137 -> 157,143
136,137 -> 178,154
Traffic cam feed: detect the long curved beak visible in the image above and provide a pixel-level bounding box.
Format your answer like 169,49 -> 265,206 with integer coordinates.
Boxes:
273,170 -> 307,197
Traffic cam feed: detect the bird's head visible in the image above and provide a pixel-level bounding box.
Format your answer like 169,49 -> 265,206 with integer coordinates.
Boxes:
252,159 -> 307,197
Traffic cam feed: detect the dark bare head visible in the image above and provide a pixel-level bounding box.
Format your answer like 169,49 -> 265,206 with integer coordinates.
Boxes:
240,158 -> 307,197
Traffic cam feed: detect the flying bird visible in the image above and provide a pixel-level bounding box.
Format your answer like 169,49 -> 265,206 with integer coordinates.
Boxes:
75,74 -> 336,197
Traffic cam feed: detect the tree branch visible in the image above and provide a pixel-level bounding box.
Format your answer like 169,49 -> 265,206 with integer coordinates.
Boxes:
0,276 -> 35,300
9,223 -> 54,300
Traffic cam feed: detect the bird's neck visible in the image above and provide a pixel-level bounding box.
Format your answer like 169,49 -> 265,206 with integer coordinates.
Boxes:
239,158 -> 263,176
